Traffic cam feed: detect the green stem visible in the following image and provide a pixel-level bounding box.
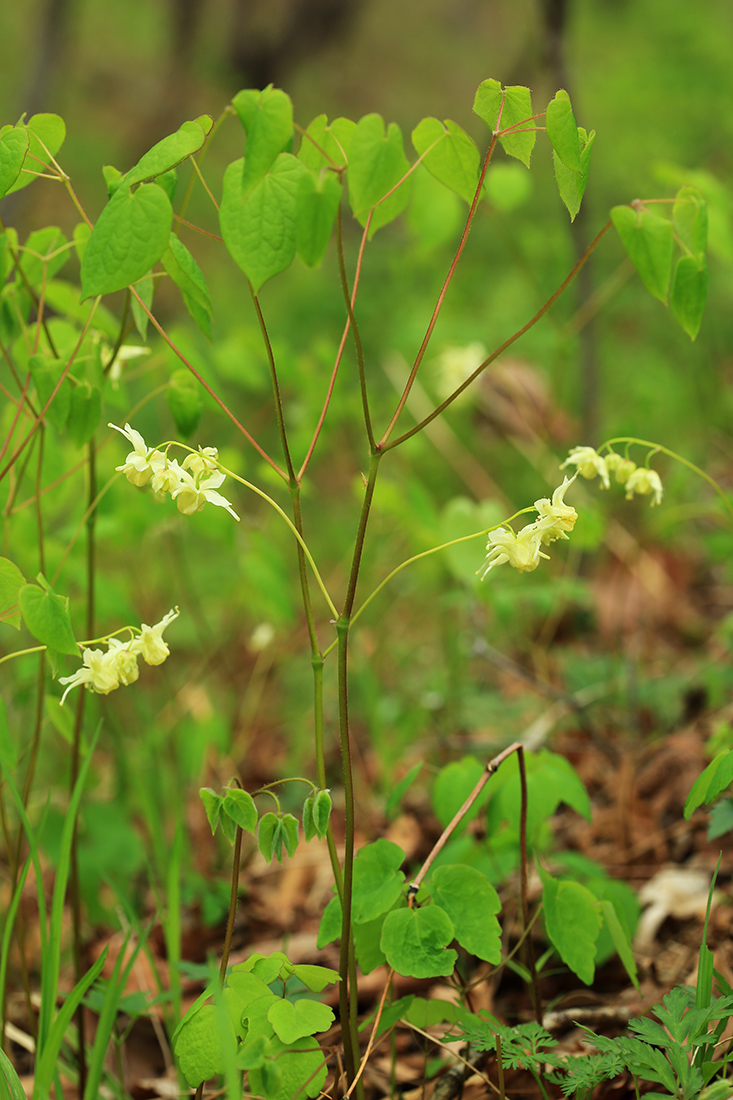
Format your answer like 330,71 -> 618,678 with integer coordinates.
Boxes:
220,467 -> 338,619
337,451 -> 382,1089
219,824 -> 244,985
517,746 -> 542,1025
69,436 -> 96,1096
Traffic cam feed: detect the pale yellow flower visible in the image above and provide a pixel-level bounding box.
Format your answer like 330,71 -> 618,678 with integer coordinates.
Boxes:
109,422 -> 165,487
533,474 -> 578,544
171,468 -> 239,520
625,467 -> 663,505
605,453 -> 636,484
478,523 -> 548,578
561,446 -> 609,488
134,608 -> 180,666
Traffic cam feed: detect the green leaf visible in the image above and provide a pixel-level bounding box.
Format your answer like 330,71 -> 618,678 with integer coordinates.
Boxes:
303,791 -> 331,841
540,867 -> 601,985
673,186 -> 707,258
611,203 -> 674,303
0,1046 -> 26,1100
411,117 -> 480,205
685,751 -> 733,818
545,90 -> 580,171
29,354 -> 71,433
19,581 -> 78,656
219,154 -> 308,293
347,114 -> 412,233
280,813 -> 299,857
166,369 -> 202,438
7,114 -> 66,195
317,894 -> 341,948
473,80 -> 535,167
432,756 -> 486,830
670,254 -> 707,339
222,788 -> 258,833
298,115 -> 355,171
0,126 -> 30,199
199,787 -> 222,834
0,557 -> 26,630
232,86 -> 294,194
381,905 -> 457,978
487,749 -> 591,843
124,117 -> 212,187
248,1035 -> 327,1100
352,838 -> 405,923
554,126 -> 595,221
173,1003 -> 236,1087
354,911 -> 390,973
598,899 -> 639,991
66,382 -> 101,447
81,182 -> 173,298
290,964 -> 340,993
162,234 -> 213,326
267,998 -> 334,1044
258,812 -> 283,863
296,169 -> 341,267
428,865 -> 502,963
312,789 -> 332,838
302,794 -> 316,842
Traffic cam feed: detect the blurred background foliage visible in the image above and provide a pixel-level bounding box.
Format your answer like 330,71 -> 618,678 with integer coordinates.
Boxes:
2,0 -> 733,925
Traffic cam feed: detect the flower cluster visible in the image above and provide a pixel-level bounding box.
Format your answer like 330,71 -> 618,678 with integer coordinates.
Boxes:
58,608 -> 179,705
109,423 -> 240,520
478,474 -> 578,578
561,446 -> 663,506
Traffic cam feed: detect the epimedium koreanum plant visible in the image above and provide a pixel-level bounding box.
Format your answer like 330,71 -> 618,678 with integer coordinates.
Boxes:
0,75 -> 721,1099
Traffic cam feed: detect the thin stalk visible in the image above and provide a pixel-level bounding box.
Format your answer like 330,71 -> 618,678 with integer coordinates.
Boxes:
336,451 -> 382,1090
298,206 -> 371,480
517,747 -> 542,1024
336,210 -> 374,450
250,290 -> 296,481
69,437 -> 97,1095
379,132 -> 499,447
128,287 -> 287,480
0,303 -> 98,483
219,823 -> 244,985
408,741 -> 522,898
383,220 -> 614,451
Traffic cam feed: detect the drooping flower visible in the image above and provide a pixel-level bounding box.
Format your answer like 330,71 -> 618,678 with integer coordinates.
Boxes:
133,607 -> 180,666
561,446 -> 610,489
150,458 -> 185,496
533,474 -> 578,544
58,609 -> 179,704
182,446 -> 220,477
605,452 -> 637,484
105,638 -> 140,686
59,647 -> 121,705
625,466 -> 663,505
170,468 -> 240,520
109,422 -> 165,487
478,523 -> 548,578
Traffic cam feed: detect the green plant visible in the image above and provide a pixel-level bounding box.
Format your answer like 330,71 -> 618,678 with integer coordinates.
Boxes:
0,73 -> 722,1099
